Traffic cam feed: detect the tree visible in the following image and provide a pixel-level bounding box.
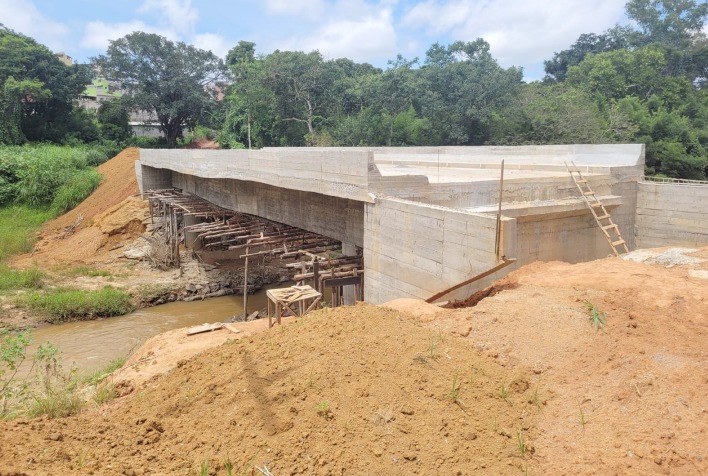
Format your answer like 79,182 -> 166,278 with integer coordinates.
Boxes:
95,32 -> 226,148
543,27 -> 634,82
626,0 -> 708,48
489,83 -> 613,145
419,40 -> 523,145
97,99 -> 132,142
0,25 -> 91,143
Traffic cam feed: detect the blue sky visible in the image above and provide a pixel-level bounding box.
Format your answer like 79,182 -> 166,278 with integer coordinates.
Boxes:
0,0 -> 632,81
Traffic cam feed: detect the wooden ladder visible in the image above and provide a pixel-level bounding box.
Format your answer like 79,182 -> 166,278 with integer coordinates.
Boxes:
565,161 -> 628,256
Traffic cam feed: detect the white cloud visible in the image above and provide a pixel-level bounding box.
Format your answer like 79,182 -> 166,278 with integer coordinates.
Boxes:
0,0 -> 69,51
401,0 -> 626,69
137,0 -> 198,34
81,20 -> 175,50
193,32 -> 230,58
270,1 -> 399,63
262,0 -> 327,20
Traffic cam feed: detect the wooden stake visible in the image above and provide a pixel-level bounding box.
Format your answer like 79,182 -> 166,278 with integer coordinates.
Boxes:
495,160 -> 505,262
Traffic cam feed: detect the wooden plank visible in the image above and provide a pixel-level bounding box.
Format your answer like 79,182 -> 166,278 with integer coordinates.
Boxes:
224,323 -> 241,334
425,259 -> 517,304
187,322 -> 224,336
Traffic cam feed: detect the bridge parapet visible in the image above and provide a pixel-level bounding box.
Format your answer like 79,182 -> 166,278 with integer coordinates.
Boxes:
138,148 -> 374,203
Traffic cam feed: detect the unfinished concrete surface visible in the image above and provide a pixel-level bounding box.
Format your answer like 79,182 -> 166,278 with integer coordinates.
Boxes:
135,144 -> 701,303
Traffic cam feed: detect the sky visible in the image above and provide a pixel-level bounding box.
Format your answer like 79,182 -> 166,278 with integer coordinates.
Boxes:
0,0 -> 633,81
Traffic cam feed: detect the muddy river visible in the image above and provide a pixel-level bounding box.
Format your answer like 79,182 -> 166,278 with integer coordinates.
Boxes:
27,290 -> 271,374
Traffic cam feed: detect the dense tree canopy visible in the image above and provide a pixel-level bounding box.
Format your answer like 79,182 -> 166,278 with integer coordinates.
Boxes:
95,32 -> 227,147
0,25 -> 91,144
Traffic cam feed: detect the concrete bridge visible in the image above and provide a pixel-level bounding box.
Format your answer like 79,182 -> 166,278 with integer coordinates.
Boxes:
135,144 -> 708,303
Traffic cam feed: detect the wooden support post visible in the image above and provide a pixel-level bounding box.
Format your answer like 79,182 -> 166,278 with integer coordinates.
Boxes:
495,160 -> 505,262
243,244 -> 249,317
313,260 -> 319,293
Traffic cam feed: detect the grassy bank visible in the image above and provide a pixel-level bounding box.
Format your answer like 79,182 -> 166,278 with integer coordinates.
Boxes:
18,286 -> 135,323
0,206 -> 53,261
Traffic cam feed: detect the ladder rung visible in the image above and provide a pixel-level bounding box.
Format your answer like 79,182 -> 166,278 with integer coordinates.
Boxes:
576,179 -> 588,184
583,191 -> 595,196
567,167 -> 581,173
612,239 -> 625,246
596,214 -> 610,220
591,202 -> 604,207
602,224 -> 618,230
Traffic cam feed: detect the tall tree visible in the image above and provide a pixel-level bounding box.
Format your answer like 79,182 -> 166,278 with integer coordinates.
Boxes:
95,32 -> 226,147
419,40 -> 523,145
626,0 -> 708,48
543,27 -> 634,82
0,25 -> 91,143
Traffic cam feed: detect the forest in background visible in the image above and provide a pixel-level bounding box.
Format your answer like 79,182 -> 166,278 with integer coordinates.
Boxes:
1,0 -> 707,179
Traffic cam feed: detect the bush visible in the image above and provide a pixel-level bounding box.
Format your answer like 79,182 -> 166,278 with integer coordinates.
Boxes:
0,265 -> 44,290
19,286 -> 135,322
50,169 -> 102,215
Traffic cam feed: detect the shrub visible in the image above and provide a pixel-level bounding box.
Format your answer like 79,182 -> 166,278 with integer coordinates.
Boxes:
50,169 -> 102,215
19,286 -> 135,322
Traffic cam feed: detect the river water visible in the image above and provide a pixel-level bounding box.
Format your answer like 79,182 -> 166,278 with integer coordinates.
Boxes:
26,290 -> 271,374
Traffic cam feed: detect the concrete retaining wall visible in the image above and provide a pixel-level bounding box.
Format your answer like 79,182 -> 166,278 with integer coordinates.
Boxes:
364,197 -> 516,304
636,182 -> 708,248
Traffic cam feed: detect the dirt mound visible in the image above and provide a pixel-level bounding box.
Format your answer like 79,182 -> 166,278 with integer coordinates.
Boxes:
0,306 -> 536,475
12,148 -> 147,267
0,250 -> 706,474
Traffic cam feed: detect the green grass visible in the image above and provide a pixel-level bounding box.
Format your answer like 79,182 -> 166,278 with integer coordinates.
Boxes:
18,286 -> 135,322
57,265 -> 112,278
50,169 -> 102,215
83,357 -> 126,386
0,206 -> 53,261
0,265 -> 44,290
584,300 -> 606,330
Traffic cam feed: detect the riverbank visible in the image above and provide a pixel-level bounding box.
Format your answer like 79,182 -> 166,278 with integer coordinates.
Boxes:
0,148 -> 289,329
1,251 -> 706,474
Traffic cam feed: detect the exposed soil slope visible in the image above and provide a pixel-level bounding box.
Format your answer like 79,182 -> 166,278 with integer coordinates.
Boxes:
0,251 -> 705,475
11,148 -> 146,268
0,306 -> 537,475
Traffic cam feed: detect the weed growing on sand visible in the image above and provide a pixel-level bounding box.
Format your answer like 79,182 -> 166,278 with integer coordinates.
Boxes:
579,404 -> 588,431
449,375 -> 466,409
25,343 -> 83,418
499,383 -> 512,405
200,458 -> 209,476
92,382 -> 118,405
427,330 -> 444,360
316,401 -> 332,418
83,357 -> 126,386
530,387 -> 543,411
517,429 -> 526,457
584,300 -> 606,330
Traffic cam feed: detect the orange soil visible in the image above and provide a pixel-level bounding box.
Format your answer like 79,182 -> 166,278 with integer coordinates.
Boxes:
11,148 -> 147,268
1,253 -> 706,475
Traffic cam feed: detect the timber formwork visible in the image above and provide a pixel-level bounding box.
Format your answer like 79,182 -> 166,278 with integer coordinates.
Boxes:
145,189 -> 364,309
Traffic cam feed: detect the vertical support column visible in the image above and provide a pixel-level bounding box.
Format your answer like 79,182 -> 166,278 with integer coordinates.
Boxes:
342,242 -> 357,305
183,214 -> 202,250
